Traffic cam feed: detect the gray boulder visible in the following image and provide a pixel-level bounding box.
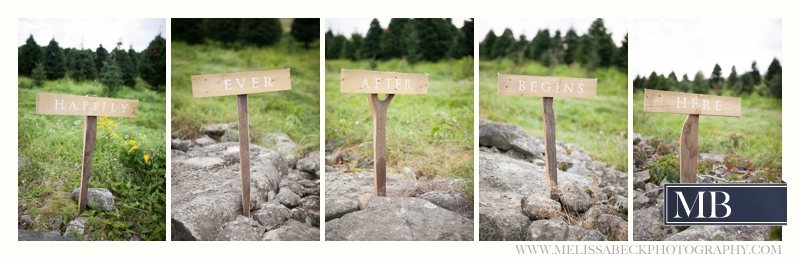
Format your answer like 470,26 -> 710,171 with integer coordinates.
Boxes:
520,194 -> 561,220
201,123 -> 237,138
71,188 -> 115,211
324,197 -> 359,221
19,230 -> 72,241
297,156 -> 320,174
559,181 -> 593,212
632,207 -> 678,241
527,219 -> 568,241
419,191 -> 474,220
665,226 -> 770,241
594,214 -> 628,241
479,208 -> 531,241
195,135 -> 216,147
63,217 -> 88,239
276,188 -> 301,208
261,220 -> 320,241
215,215 -> 265,241
264,132 -> 298,160
567,226 -> 607,241
478,121 -> 544,159
252,202 -> 291,231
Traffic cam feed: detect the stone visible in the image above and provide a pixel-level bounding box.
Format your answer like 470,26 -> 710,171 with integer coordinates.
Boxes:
633,194 -> 650,210
290,208 -> 307,223
251,202 -> 291,231
358,193 -> 373,210
261,220 -> 320,241
264,132 -> 298,160
419,191 -> 474,220
215,215 -> 265,241
219,130 -> 238,142
632,207 -> 678,241
19,215 -> 31,230
63,217 -> 88,239
479,121 -> 544,159
325,169 -> 424,200
594,214 -> 628,241
325,197 -> 360,221
276,188 -> 301,208
633,170 -> 649,190
301,195 -> 320,227
479,208 -> 531,241
559,181 -> 593,212
49,216 -> 62,231
194,135 -> 216,147
325,141 -> 335,152
526,219 -> 568,241
567,226 -> 607,241
633,133 -> 641,145
171,138 -> 188,152
664,226 -> 770,241
71,188 -> 115,211
326,197 -> 473,241
520,194 -> 561,220
279,179 -> 319,198
645,182 -> 659,193
18,230 -> 72,241
201,123 -> 236,138
297,156 -> 320,174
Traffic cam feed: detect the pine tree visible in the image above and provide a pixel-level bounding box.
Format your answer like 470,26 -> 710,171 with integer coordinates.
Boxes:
710,64 -> 723,95
633,75 -> 642,90
528,29 -> 551,61
588,18 -> 616,68
343,33 -> 363,61
740,73 -> 753,95
765,58 -> 782,86
95,44 -> 109,74
68,49 -> 97,82
291,18 -> 320,48
768,74 -> 781,99
563,28 -> 579,65
415,18 -> 450,62
491,28 -> 514,60
750,60 -> 761,85
456,18 -> 474,58
727,65 -> 739,91
693,71 -> 708,94
100,58 -> 122,97
379,18 -> 409,59
360,18 -> 384,60
645,72 -> 659,90
616,33 -> 628,71
508,35 -> 528,66
667,71 -> 678,90
678,74 -> 692,92
139,34 -> 166,91
480,30 -> 497,59
19,35 -> 42,77
128,45 -> 139,77
172,18 -> 205,45
404,21 -> 422,68
43,38 -> 67,80
112,43 -> 136,87
327,34 -> 347,60
204,18 -> 241,45
32,62 -> 46,87
239,18 -> 283,47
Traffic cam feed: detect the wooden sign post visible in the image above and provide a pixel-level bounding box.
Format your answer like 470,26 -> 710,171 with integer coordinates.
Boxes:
644,89 -> 741,183
35,93 -> 139,215
191,68 -> 291,217
341,69 -> 428,196
497,74 -> 597,200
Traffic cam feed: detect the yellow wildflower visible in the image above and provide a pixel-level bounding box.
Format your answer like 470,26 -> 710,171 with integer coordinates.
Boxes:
144,154 -> 150,163
130,140 -> 136,146
112,133 -> 119,139
128,145 -> 138,153
107,127 -> 111,132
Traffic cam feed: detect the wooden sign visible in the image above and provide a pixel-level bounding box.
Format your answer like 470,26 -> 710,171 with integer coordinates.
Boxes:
191,68 -> 291,98
340,69 -> 428,94
643,89 -> 741,183
36,93 -> 138,117
644,89 -> 741,117
498,74 -> 597,99
497,74 -> 597,201
35,93 -> 139,215
340,69 -> 428,196
191,69 -> 292,217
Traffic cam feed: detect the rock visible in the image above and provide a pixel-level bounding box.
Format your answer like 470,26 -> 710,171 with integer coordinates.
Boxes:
419,191 -> 474,220
290,208 -> 307,223
520,194 -> 561,220
633,133 -> 641,145
699,153 -> 725,163
567,226 -> 607,241
358,193 -> 373,210
201,123 -> 237,138
251,202 -> 291,231
301,195 -> 320,227
325,141 -> 335,152
172,143 -> 288,241
264,132 -> 298,160
215,215 -> 265,241
326,197 -> 473,241
297,156 -> 320,174
633,170 -> 649,189
664,226 -> 770,241
49,216 -> 62,231
325,197 -> 360,221
645,182 -> 659,193
479,209 -> 531,241
601,169 -> 628,196
279,179 -> 319,198
479,122 -> 543,159
276,188 -> 301,208
18,230 -> 72,241
559,182 -> 593,212
355,158 -> 373,168
261,220 -> 320,241
611,195 -> 629,216
130,234 -> 142,241
220,130 -> 238,142
195,135 -> 216,147
71,188 -> 115,211
633,207 -> 678,241
63,217 -> 88,239
171,138 -> 188,152
325,170 -> 422,200
526,219 -> 568,241
19,215 -> 31,230
633,194 -> 650,210
594,214 -> 628,240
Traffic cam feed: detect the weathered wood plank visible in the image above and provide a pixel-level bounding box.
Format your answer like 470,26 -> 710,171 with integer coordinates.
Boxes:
680,114 -> 699,183
237,95 -> 251,217
78,116 -> 97,215
341,69 -> 428,94
369,94 -> 394,196
498,74 -> 597,99
191,69 -> 291,98
542,97 -> 559,200
36,93 -> 138,117
644,89 -> 741,117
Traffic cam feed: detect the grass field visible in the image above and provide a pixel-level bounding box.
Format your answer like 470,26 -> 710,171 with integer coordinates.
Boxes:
633,89 -> 782,179
325,58 -> 474,195
479,60 -> 629,172
18,77 -> 166,240
170,37 -> 321,154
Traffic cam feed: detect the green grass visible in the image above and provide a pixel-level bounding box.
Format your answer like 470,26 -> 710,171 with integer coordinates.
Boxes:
633,89 -> 782,179
479,60 -> 628,172
18,77 -> 166,240
325,58 -> 474,195
171,37 -> 320,154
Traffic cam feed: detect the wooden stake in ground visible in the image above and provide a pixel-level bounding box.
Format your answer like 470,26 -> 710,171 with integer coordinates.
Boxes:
644,89 -> 741,183
191,69 -> 292,217
497,74 -> 597,200
35,93 -> 139,215
341,69 -> 428,196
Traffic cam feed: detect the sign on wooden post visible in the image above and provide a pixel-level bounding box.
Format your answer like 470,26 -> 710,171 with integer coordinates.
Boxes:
341,69 -> 428,196
497,74 -> 597,200
191,68 -> 291,217
35,93 -> 139,215
644,89 -> 741,183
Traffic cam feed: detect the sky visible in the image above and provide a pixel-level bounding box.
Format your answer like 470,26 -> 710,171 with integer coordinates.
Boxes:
632,18 -> 781,78
478,18 -> 628,48
326,18 -> 470,39
18,18 -> 166,52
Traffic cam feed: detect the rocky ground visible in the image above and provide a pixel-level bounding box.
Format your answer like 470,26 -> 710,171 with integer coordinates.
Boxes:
478,120 -> 628,241
631,133 -> 774,241
171,123 -> 320,241
323,143 -> 474,240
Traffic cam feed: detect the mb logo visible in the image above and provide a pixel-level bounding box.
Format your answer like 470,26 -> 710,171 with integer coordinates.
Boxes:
664,183 -> 787,226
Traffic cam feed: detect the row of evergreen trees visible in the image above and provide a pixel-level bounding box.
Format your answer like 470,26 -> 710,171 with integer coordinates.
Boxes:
18,34 -> 167,93
480,19 -> 627,73
324,18 -> 474,64
172,18 -> 320,48
633,58 -> 783,99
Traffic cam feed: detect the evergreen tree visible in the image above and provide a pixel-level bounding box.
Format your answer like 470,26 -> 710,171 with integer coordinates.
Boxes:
32,62 -> 46,87
588,18 -> 616,68
112,43 -> 136,87
239,18 -> 283,47
380,18 -> 409,59
710,63 -> 723,95
750,60 -> 761,85
290,18 -> 320,48
204,18 -> 241,45
443,18 -> 460,59
677,74 -> 691,92
575,34 -> 599,74
740,73 -> 753,95
327,34 -> 347,60
19,35 -> 42,77
645,72 -> 659,90
692,71 -> 708,94
656,74 -> 670,91
95,44 -> 109,74
139,34 -> 166,91
667,71 -> 678,90
343,33 -> 363,61
727,65 -> 739,91
508,35 -> 528,66
480,30 -> 497,59
528,29 -> 551,61
765,58 -> 782,86
100,58 -> 123,97
616,33 -> 628,71
491,28 -> 514,60
415,18 -> 451,62
172,18 -> 205,45
128,45 -> 139,77
68,49 -> 97,81
43,38 -> 66,80
768,74 -> 781,99
563,28 -> 579,65
633,75 -> 642,90
404,20 -> 422,68
360,18 -> 384,60
455,19 -> 474,59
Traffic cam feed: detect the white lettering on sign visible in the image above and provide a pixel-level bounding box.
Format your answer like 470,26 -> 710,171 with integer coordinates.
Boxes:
498,74 -> 597,99
675,97 -> 725,111
191,69 -> 291,98
643,89 -> 741,117
341,69 -> 428,94
37,93 -> 138,117
226,77 -> 275,90
360,77 -> 414,90
517,80 -> 586,94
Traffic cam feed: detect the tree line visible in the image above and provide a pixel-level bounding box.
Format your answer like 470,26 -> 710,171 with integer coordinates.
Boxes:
172,18 -> 320,48
480,18 -> 627,74
18,34 -> 166,95
633,58 -> 783,99
324,18 -> 474,65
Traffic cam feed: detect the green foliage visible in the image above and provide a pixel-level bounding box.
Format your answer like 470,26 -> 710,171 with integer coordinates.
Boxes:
768,74 -> 781,99
765,58 -> 782,86
455,19 -> 473,59
19,35 -> 42,77
327,33 -> 346,60
403,22 -> 422,67
290,18 -> 320,48
649,138 -> 674,156
750,60 -> 761,85
43,38 -> 67,80
649,154 -> 680,183
99,59 -> 123,97
139,34 -> 166,91
95,45 -> 109,73
361,18 -> 384,60
171,18 -> 204,45
128,46 -> 139,76
204,18 -> 240,45
32,62 -> 47,88
480,30 -> 497,59
710,63 -> 724,95
343,33 -> 363,61
416,18 -> 453,62
381,18 -> 409,59
68,49 -> 97,81
634,148 -> 647,169
491,28 -> 514,60
615,33 -> 628,71
692,71 -> 708,94
112,46 -> 137,87
239,18 -> 283,47
563,28 -> 579,65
